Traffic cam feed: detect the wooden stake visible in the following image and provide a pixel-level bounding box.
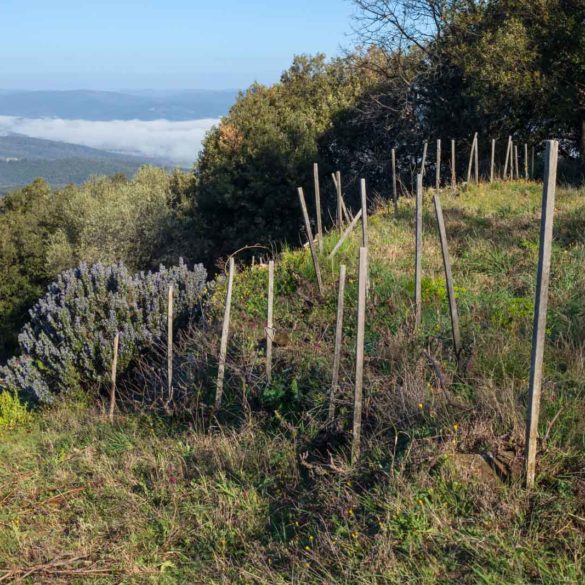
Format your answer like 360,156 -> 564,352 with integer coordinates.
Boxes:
352,247 -> 368,465
332,171 -> 352,223
215,257 -> 235,411
329,264 -> 346,423
360,178 -> 368,248
167,285 -> 174,404
474,133 -> 479,184
266,260 -> 274,383
436,139 -> 441,190
524,143 -> 529,180
335,170 -> 343,229
420,141 -> 428,178
297,187 -> 324,296
531,146 -> 535,179
466,133 -> 476,184
313,163 -> 323,253
391,148 -> 398,210
451,139 -> 456,190
328,209 -> 363,259
503,136 -> 512,179
525,140 -> 559,490
490,138 -> 496,183
514,145 -> 520,180
433,195 -> 462,363
108,332 -> 119,422
414,173 -> 423,330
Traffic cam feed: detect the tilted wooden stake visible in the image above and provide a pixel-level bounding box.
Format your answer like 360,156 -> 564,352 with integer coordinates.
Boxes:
352,247 -> 368,465
525,140 -> 559,490
503,136 -> 512,179
466,133 -> 477,184
215,257 -> 235,411
297,187 -> 324,296
436,139 -> 441,190
524,143 -> 529,180
490,139 -> 496,182
167,285 -> 174,404
329,264 -> 346,423
313,163 -> 323,253
420,141 -> 428,178
451,139 -> 456,190
328,209 -> 363,259
414,173 -> 423,329
332,171 -> 352,224
108,332 -> 119,422
360,178 -> 368,248
391,148 -> 398,210
474,133 -> 479,183
266,260 -> 274,383
433,195 -> 462,363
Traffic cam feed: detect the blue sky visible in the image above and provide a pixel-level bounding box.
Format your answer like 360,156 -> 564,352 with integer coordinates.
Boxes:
1,0 -> 355,90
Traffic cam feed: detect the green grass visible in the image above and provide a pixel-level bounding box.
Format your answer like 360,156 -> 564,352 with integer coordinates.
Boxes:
1,180 -> 584,583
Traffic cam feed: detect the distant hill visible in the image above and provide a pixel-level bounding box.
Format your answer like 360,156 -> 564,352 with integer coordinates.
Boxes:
0,89 -> 238,121
0,133 -> 157,193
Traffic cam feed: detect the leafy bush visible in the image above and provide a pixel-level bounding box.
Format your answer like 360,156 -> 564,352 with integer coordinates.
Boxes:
1,259 -> 207,403
0,390 -> 30,429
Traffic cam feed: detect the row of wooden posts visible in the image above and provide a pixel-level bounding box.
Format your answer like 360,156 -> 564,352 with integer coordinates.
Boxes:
418,135 -> 535,188
108,138 -> 558,490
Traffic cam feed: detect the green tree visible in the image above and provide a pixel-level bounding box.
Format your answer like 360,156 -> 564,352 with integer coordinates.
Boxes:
195,54 -> 368,259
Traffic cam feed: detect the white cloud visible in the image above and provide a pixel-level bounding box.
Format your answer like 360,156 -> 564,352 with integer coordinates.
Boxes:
0,116 -> 219,167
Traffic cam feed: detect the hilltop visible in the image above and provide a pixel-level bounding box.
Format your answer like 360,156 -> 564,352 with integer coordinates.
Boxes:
0,134 -> 160,193
0,180 -> 583,583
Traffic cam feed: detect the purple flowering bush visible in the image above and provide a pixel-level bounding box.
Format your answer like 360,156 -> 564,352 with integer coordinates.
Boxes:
2,259 -> 206,403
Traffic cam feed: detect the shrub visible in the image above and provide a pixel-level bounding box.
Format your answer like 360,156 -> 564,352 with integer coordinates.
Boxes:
1,259 -> 207,403
0,390 -> 30,429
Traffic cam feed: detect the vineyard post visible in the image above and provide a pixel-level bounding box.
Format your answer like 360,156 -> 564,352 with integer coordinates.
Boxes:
466,133 -> 476,184
335,170 -> 343,230
490,139 -> 496,182
360,178 -> 368,248
525,140 -> 559,489
436,139 -> 441,190
167,285 -> 174,404
108,332 -> 119,422
503,136 -> 512,179
297,187 -> 324,296
328,209 -> 363,259
474,133 -> 479,183
451,139 -> 456,190
420,141 -> 428,179
352,247 -> 368,465
266,260 -> 274,383
433,195 -> 462,364
314,163 -> 323,253
215,257 -> 235,411
329,264 -> 346,423
391,148 -> 398,210
414,173 -> 423,329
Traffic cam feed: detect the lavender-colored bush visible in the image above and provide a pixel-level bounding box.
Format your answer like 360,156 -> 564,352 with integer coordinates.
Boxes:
2,259 -> 207,402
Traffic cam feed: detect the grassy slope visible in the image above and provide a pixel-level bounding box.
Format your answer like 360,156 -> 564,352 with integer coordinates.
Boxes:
0,181 -> 584,583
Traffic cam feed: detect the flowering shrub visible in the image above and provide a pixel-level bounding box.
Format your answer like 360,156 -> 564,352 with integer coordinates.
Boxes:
1,259 -> 207,402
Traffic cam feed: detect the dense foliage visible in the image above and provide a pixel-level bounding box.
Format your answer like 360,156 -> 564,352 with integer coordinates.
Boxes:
0,167 -> 198,358
1,260 -> 206,403
195,54 -> 369,259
